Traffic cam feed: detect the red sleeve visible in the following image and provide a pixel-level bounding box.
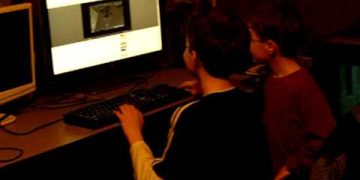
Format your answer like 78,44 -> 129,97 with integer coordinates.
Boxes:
285,76 -> 336,171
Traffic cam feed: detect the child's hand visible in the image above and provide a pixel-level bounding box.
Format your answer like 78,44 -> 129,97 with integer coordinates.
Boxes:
178,79 -> 202,96
114,104 -> 144,145
274,166 -> 290,180
245,64 -> 268,76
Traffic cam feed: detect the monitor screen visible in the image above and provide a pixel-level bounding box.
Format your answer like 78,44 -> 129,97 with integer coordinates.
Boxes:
0,3 -> 36,105
44,0 -> 163,76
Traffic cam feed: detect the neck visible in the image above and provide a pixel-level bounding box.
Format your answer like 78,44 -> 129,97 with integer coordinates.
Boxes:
269,56 -> 301,78
197,68 -> 233,96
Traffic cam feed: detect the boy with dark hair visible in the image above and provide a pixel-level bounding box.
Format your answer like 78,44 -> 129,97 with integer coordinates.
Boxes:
247,2 -> 336,180
115,10 -> 271,180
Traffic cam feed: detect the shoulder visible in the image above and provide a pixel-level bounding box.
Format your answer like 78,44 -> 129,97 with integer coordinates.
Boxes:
296,68 -> 317,82
296,68 -> 324,92
267,68 -> 319,88
175,89 -> 254,118
204,88 -> 255,101
172,100 -> 199,120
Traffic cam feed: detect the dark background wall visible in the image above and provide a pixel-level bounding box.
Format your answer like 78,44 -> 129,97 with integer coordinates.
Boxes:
164,0 -> 359,66
216,0 -> 360,38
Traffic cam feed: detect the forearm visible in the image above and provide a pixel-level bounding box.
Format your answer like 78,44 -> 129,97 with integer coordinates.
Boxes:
127,131 -> 144,145
130,141 -> 162,180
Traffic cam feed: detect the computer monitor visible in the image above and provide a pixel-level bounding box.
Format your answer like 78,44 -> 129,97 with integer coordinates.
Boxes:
0,3 -> 36,123
41,0 -> 163,91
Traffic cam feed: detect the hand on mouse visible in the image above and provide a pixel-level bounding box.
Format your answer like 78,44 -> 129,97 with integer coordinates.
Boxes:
178,79 -> 202,97
0,114 -> 16,126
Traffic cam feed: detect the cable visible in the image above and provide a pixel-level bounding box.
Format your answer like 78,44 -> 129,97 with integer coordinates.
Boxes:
27,99 -> 103,110
0,147 -> 23,163
27,93 -> 77,107
127,77 -> 149,93
25,74 -> 151,111
24,93 -> 103,111
86,74 -> 150,96
0,117 -> 63,136
28,93 -> 86,107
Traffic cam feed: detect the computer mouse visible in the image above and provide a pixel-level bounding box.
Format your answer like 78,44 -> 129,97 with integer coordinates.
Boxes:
0,114 -> 16,126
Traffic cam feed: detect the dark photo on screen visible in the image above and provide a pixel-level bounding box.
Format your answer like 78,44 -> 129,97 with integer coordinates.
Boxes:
81,0 -> 131,38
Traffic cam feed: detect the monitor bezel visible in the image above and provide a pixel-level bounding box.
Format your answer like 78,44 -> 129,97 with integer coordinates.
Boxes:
0,3 -> 36,105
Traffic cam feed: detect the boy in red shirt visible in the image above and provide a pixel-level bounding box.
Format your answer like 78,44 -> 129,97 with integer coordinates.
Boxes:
247,2 -> 336,179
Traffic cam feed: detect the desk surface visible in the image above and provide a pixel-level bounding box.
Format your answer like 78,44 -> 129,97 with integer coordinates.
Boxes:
0,68 -> 194,168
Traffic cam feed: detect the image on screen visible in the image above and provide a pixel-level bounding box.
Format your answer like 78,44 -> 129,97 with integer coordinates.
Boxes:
81,0 -> 131,38
45,0 -> 162,75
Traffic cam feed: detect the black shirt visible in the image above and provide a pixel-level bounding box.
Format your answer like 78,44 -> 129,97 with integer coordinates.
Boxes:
154,88 -> 272,179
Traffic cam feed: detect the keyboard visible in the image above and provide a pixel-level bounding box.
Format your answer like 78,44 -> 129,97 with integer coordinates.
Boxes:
63,84 -> 194,129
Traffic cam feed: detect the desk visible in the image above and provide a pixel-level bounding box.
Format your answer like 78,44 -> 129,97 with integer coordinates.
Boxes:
0,68 -> 193,178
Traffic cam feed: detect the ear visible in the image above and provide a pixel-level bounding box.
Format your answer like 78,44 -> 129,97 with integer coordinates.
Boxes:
189,49 -> 197,61
188,50 -> 201,70
265,40 -> 278,55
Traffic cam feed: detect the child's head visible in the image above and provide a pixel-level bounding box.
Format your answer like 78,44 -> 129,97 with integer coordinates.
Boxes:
247,1 -> 305,62
184,10 -> 251,79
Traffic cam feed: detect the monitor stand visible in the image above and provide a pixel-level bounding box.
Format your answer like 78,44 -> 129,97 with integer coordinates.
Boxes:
0,113 -> 16,126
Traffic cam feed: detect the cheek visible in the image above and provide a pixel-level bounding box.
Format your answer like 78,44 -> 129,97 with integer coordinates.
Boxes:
250,43 -> 257,55
250,44 -> 268,62
250,44 -> 261,59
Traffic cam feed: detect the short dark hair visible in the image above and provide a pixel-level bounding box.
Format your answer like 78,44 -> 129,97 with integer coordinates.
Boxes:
247,1 -> 305,57
186,10 -> 251,78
